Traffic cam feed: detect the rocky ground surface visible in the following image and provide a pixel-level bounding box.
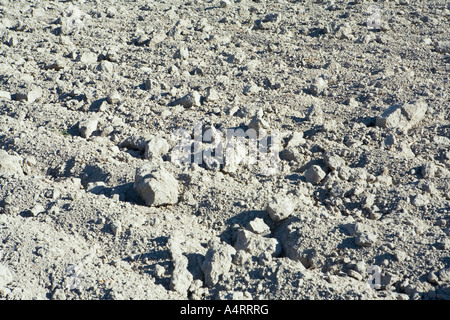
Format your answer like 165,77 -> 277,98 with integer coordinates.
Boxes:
0,0 -> 449,300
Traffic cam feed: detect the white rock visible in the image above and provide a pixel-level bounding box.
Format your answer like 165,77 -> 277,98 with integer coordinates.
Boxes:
0,264 -> 13,287
106,91 -> 121,104
421,162 -> 437,179
248,109 -> 270,133
174,46 -> 189,60
0,90 -> 11,100
306,104 -> 324,124
97,60 -> 114,73
267,196 -> 296,222
86,181 -> 106,194
154,265 -> 166,278
437,268 -> 450,282
234,229 -> 281,257
286,132 -> 305,148
144,136 -> 170,160
247,218 -> 271,235
205,87 -> 220,102
78,51 -> 98,64
376,100 -> 427,131
168,233 -> 193,294
15,86 -> 43,103
323,152 -> 345,171
308,77 -> 327,96
394,250 -> 408,262
220,0 -> 232,8
0,150 -> 24,178
243,83 -> 260,95
7,35 -> 18,47
30,204 -> 45,217
304,165 -> 326,184
427,271 -> 439,284
170,254 -> 193,294
110,221 -> 122,236
143,78 -> 158,91
106,6 -> 117,18
355,231 -> 377,247
78,118 -> 98,138
411,193 -> 429,207
120,134 -> 151,151
345,97 -> 359,108
201,242 -> 236,287
177,91 -> 201,108
134,164 -> 179,206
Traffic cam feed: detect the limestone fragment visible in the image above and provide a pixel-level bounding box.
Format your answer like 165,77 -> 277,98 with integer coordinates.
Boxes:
304,165 -> 326,185
106,91 -> 121,104
355,231 -> 377,247
78,51 -> 98,64
78,118 -> 98,138
174,91 -> 201,108
110,221 -> 122,236
323,152 -> 345,171
0,91 -> 11,100
205,87 -> 219,102
0,264 -> 13,288
174,46 -> 189,60
234,229 -> 281,257
308,77 -> 327,96
376,100 -> 427,131
29,204 -> 45,217
0,150 -> 24,178
286,132 -> 305,149
97,60 -> 114,73
120,134 -> 151,151
267,196 -> 296,222
306,104 -> 324,124
134,164 -> 179,206
14,86 -> 43,103
201,242 -> 236,287
247,218 -> 271,235
144,136 -> 170,161
168,235 -> 193,294
411,194 -> 429,207
421,162 -> 437,179
248,108 -> 270,134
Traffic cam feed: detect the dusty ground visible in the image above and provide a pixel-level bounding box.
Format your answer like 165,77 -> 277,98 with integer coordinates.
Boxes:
0,0 -> 449,300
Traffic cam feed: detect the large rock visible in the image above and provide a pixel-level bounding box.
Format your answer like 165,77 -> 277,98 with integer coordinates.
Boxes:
169,254 -> 193,294
0,150 -> 24,178
144,136 -> 170,160
168,233 -> 193,294
234,229 -> 281,258
134,164 -> 179,206
247,218 -> 271,235
267,196 -> 296,222
201,242 -> 236,287
376,100 -> 427,131
78,118 -> 98,138
175,91 -> 201,108
304,165 -> 326,185
13,86 -> 43,103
